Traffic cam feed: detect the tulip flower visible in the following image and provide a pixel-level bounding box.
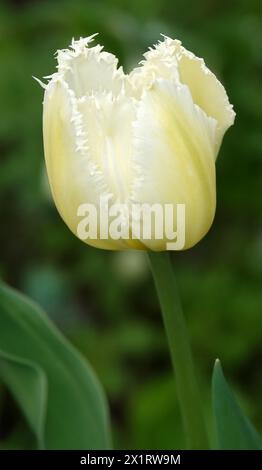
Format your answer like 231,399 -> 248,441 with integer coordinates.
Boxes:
40,35 -> 235,250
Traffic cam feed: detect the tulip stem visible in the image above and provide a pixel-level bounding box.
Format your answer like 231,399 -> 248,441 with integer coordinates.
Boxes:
147,251 -> 209,450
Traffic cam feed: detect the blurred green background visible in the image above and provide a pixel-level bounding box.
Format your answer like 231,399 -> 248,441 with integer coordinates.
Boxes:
0,0 -> 262,450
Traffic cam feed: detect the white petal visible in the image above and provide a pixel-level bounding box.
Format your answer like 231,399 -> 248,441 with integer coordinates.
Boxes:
77,92 -> 136,204
130,36 -> 235,155
43,78 -> 125,250
43,77 -> 145,250
56,36 -> 126,98
131,78 -> 217,250
176,44 -> 235,153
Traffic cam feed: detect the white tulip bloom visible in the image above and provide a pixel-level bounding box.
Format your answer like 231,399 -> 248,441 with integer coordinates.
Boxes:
40,35 -> 235,251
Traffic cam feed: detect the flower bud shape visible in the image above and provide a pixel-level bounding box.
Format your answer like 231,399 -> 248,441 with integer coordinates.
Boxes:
40,35 -> 235,251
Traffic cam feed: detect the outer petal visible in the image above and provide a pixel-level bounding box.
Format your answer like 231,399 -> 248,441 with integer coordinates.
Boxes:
131,79 -> 217,250
43,79 -> 125,250
176,42 -> 235,154
130,37 -> 235,155
43,37 -> 146,250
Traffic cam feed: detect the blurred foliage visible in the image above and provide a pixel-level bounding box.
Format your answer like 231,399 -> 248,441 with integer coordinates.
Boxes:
0,0 -> 262,449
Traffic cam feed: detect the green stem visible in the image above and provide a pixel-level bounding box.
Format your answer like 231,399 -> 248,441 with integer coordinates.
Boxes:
148,251 -> 209,449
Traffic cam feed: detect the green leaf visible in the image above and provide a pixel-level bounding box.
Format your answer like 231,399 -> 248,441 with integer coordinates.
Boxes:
0,282 -> 112,450
212,359 -> 262,450
0,351 -> 46,448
